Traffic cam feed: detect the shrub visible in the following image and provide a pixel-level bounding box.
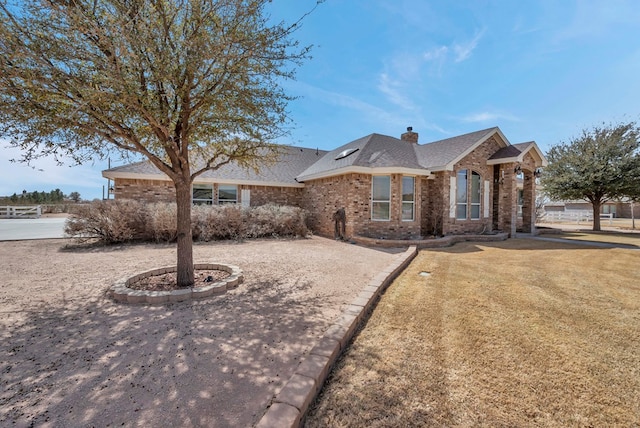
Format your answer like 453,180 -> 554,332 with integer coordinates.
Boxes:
64,200 -> 149,244
149,203 -> 177,242
65,200 -> 310,244
246,204 -> 308,238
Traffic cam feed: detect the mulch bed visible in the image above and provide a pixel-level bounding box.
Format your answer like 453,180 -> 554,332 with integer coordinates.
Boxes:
128,269 -> 231,291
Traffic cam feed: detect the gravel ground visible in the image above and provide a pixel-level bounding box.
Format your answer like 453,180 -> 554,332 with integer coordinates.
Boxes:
0,237 -> 402,427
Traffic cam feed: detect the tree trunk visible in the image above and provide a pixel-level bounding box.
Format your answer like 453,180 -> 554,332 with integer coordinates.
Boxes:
592,200 -> 601,231
175,180 -> 195,288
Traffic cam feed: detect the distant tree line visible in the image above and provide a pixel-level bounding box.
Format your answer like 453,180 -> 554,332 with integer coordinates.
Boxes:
2,189 -> 81,204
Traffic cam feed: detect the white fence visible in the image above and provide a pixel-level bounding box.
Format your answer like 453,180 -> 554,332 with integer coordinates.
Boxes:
541,210 -> 613,225
0,205 -> 42,219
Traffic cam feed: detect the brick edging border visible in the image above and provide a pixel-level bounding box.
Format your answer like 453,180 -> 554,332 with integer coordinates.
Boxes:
109,263 -> 244,304
255,245 -> 418,428
256,232 -> 511,427
352,232 -> 509,248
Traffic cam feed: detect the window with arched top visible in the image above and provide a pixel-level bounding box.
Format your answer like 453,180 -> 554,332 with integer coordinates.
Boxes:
456,170 -> 481,220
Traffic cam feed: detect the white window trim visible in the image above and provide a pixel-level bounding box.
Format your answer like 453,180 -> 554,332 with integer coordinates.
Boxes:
371,175 -> 391,221
241,189 -> 250,208
449,176 -> 456,218
483,180 -> 490,218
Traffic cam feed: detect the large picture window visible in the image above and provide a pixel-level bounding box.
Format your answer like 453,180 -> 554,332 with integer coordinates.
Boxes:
218,184 -> 238,204
402,176 -> 415,221
193,184 -> 213,205
372,176 -> 391,220
456,170 -> 481,220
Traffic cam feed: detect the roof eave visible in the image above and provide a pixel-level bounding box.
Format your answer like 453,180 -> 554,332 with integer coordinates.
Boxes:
297,166 -> 434,182
486,142 -> 549,167
102,171 -> 170,181
486,157 -> 519,165
102,171 -> 305,188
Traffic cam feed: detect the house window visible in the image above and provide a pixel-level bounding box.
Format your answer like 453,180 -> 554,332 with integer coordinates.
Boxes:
193,184 -> 213,205
218,184 -> 238,204
456,170 -> 468,219
372,175 -> 391,221
402,176 -> 415,221
470,172 -> 481,219
456,170 -> 481,220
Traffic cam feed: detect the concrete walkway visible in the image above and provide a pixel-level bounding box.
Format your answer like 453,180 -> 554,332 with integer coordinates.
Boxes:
517,233 -> 640,250
0,217 -> 67,241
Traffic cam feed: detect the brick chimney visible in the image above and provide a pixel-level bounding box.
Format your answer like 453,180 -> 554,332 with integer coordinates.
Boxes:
400,126 -> 419,143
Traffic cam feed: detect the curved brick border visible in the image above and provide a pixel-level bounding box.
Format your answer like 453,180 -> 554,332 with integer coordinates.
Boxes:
256,232 -> 510,427
109,263 -> 243,304
352,232 -> 509,248
255,245 -> 418,428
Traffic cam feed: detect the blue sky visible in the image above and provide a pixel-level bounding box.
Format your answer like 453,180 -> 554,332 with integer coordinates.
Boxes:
2,0 -> 639,200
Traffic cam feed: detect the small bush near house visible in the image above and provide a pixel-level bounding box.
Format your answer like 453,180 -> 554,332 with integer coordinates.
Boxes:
65,200 -> 149,243
246,204 -> 308,238
65,200 -> 310,244
148,202 -> 178,242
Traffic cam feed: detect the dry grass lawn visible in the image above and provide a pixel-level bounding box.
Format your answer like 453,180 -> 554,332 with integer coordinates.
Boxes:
305,239 -> 640,427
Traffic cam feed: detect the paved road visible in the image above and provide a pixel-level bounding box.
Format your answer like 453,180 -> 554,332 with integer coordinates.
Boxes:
0,217 -> 67,240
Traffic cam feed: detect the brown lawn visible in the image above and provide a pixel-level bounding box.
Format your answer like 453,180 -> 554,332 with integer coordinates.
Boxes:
305,238 -> 640,427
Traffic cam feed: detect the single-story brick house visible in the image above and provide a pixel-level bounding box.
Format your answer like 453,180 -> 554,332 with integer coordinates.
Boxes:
103,126 -> 547,239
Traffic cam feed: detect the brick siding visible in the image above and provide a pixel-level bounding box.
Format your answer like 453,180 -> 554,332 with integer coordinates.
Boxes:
111,135 -> 541,239
301,173 -> 422,240
113,178 -> 175,203
240,185 -> 303,207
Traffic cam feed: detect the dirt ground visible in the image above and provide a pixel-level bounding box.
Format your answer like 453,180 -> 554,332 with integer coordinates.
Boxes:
0,237 -> 401,427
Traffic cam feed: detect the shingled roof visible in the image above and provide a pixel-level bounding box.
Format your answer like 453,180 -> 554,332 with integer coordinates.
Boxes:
487,141 -> 548,166
295,133 -> 426,181
296,127 -> 509,181
414,127 -> 505,171
103,145 -> 327,187
103,127 -> 547,185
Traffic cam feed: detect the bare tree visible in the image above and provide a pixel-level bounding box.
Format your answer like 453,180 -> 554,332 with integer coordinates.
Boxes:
0,0 -> 318,286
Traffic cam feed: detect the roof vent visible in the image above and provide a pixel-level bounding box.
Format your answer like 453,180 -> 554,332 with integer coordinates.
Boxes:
335,148 -> 359,160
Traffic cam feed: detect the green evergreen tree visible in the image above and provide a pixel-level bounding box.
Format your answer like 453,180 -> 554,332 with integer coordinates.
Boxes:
542,121 -> 640,231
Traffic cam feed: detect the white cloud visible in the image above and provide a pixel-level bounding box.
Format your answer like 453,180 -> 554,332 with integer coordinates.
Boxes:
289,80 -> 442,137
461,111 -> 520,123
377,73 -> 415,109
453,29 -> 485,62
423,45 -> 449,62
420,29 -> 485,74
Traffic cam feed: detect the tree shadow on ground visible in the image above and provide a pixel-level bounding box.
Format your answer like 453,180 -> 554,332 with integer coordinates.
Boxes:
1,280 -> 329,427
